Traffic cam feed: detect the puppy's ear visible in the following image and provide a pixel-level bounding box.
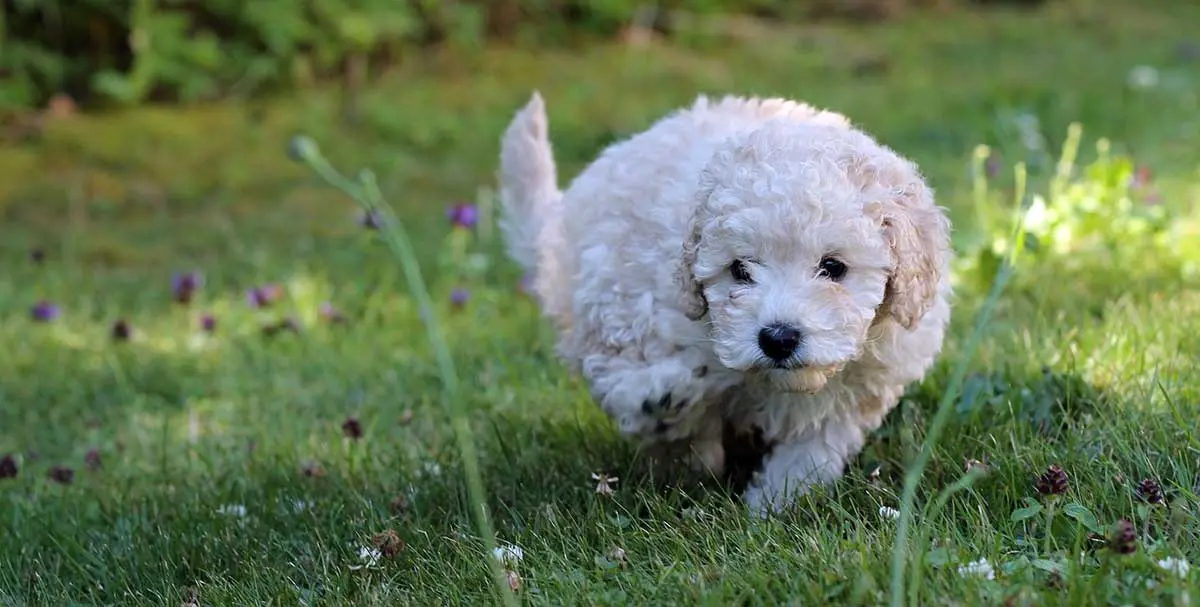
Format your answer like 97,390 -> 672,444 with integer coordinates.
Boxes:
860,158 -> 950,330
675,191 -> 712,321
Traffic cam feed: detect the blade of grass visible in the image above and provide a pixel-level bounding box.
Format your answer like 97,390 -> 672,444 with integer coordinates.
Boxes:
289,136 -> 517,607
888,161 -> 1031,607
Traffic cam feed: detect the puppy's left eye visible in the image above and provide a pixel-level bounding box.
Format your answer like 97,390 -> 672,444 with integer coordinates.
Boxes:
817,257 -> 847,281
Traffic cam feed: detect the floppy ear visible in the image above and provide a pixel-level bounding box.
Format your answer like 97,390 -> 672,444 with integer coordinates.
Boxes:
858,158 -> 950,330
675,202 -> 709,321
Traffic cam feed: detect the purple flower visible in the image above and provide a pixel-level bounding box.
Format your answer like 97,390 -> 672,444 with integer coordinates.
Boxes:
320,301 -> 346,324
358,210 -> 383,230
200,314 -> 217,333
31,300 -> 60,322
172,271 -> 204,304
446,203 -> 479,229
450,288 -> 470,308
246,283 -> 284,308
84,448 -> 102,471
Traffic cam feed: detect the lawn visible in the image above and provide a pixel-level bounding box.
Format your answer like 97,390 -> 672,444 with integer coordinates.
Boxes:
2,2 -> 1200,605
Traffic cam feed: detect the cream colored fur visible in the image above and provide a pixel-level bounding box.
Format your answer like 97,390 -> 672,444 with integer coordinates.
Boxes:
497,91 -> 953,515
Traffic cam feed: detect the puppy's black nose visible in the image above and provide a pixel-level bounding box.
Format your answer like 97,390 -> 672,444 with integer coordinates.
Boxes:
758,323 -> 802,362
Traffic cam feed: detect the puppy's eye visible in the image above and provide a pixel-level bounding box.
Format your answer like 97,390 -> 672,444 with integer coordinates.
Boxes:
817,257 -> 847,281
730,259 -> 754,284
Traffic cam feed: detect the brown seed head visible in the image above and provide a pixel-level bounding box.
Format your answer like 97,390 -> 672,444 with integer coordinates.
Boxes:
1108,519 -> 1137,555
1137,477 -> 1164,505
341,416 -> 363,440
372,529 -> 405,558
0,454 -> 17,479
1036,464 -> 1069,496
49,466 -> 74,485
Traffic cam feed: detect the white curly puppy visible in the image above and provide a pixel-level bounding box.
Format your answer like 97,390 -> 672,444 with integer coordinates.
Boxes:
498,92 -> 952,515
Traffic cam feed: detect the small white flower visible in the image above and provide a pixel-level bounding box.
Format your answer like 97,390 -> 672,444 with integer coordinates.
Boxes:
292,500 -> 314,513
1157,556 -> 1191,578
421,462 -> 442,477
349,546 -> 382,570
608,547 -> 627,563
879,506 -> 900,520
1128,65 -> 1160,89
492,543 -> 524,567
591,472 -> 618,496
216,504 -> 246,517
957,558 -> 996,580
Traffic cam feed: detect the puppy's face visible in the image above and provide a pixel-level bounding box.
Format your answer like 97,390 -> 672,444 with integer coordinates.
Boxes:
677,121 -> 947,392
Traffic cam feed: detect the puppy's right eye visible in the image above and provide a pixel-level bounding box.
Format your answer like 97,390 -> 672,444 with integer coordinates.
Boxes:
730,259 -> 754,284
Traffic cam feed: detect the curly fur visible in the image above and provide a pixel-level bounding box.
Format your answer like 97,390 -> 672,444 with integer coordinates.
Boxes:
498,91 -> 953,515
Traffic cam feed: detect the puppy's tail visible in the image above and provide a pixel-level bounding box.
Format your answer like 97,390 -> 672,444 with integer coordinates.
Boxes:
498,92 -> 568,320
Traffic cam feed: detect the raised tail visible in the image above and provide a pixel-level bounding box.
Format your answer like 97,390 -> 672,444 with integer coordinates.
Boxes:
498,92 -> 568,322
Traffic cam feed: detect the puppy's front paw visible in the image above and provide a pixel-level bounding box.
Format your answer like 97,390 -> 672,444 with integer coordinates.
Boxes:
592,360 -> 717,440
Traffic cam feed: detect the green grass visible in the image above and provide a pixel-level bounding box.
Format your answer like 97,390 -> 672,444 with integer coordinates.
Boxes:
2,2 -> 1200,604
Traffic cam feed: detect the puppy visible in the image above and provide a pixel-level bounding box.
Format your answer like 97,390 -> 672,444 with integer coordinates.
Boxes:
497,92 -> 952,514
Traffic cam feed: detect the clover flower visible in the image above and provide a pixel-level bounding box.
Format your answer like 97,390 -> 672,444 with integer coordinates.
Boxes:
31,300 -> 60,322
172,271 -> 204,304
446,203 -> 479,229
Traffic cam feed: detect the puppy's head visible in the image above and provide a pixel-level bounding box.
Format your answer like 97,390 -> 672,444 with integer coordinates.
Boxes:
675,119 -> 949,392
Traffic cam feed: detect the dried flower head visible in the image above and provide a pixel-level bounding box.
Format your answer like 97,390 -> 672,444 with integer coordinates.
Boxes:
31,300 -> 60,322
1036,464 -> 1069,497
446,202 -> 479,229
0,454 -> 17,479
591,472 -> 618,496
372,529 -> 405,558
111,319 -> 132,342
342,416 -> 363,440
84,448 -> 102,471
49,465 -> 74,485
1137,477 -> 1164,505
1108,519 -> 1137,555
172,271 -> 203,304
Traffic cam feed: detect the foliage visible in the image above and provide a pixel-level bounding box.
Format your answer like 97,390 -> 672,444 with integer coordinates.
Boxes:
2,0 -> 1052,109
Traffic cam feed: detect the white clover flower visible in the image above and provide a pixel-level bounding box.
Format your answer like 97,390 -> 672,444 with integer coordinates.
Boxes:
1128,65 -> 1160,89
1158,556 -> 1191,578
216,504 -> 247,517
349,546 -> 382,570
957,558 -> 996,580
879,506 -> 900,520
492,543 -> 524,567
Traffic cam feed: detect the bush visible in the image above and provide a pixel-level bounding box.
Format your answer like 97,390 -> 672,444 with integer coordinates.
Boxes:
0,0 -> 1051,110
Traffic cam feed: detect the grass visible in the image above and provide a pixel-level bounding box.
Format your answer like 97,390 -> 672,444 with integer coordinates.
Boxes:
2,1 -> 1200,604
